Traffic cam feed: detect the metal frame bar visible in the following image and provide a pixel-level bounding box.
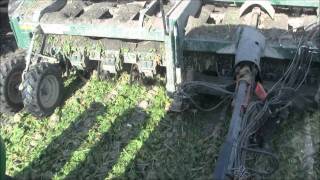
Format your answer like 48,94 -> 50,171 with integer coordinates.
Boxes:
40,23 -> 165,42
165,0 -> 202,92
204,0 -> 320,8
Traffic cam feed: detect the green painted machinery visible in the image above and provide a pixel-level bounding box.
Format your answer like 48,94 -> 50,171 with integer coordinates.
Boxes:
2,0 -> 320,115
1,0 -> 320,179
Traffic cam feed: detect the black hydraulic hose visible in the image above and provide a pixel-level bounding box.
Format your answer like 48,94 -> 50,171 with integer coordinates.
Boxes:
213,80 -> 249,180
241,147 -> 279,176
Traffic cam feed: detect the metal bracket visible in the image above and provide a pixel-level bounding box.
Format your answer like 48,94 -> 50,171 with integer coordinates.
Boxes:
32,53 -> 59,64
33,0 -> 67,22
20,27 -> 41,86
123,52 -> 138,64
138,60 -> 156,77
138,0 -> 159,27
69,51 -> 86,70
239,0 -> 275,19
101,55 -> 117,74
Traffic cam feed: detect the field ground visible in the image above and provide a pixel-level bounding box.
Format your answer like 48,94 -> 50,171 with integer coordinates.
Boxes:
0,73 -> 226,180
0,5 -> 319,179
0,73 -> 319,180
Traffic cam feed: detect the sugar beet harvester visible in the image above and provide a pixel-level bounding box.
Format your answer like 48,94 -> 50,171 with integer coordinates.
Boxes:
1,0 -> 320,179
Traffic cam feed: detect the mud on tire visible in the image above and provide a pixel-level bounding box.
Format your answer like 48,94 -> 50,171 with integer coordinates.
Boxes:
0,51 -> 25,114
22,62 -> 63,118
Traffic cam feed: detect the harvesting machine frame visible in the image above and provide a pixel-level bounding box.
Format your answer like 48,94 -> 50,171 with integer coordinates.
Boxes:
1,0 -> 320,179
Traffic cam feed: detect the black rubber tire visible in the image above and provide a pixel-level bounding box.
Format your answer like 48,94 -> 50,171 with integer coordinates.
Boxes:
22,62 -> 63,118
0,52 -> 25,114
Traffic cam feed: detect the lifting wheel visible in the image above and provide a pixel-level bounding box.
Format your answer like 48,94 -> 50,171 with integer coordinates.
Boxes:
21,62 -> 63,118
0,52 -> 25,114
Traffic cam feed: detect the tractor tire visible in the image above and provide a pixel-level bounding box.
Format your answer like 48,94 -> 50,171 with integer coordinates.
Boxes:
0,52 -> 25,114
22,62 -> 63,118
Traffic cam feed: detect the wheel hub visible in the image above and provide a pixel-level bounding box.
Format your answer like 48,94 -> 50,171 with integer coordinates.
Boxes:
7,71 -> 22,104
39,75 -> 60,109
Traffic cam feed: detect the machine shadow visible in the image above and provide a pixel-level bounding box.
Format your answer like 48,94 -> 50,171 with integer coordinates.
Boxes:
64,106 -> 150,179
118,107 -> 229,179
15,102 -> 106,179
62,76 -> 86,104
268,109 -> 320,179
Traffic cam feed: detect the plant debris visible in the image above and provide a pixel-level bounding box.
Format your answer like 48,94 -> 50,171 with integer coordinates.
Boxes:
0,75 -> 319,179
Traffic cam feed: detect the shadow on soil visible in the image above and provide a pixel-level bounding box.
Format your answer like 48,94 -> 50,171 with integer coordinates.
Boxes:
63,105 -> 227,179
12,80 -> 319,179
15,102 -> 106,179
64,106 -> 148,179
62,76 -> 86,104
119,109 -> 228,180
269,109 -> 320,179
14,95 -> 228,180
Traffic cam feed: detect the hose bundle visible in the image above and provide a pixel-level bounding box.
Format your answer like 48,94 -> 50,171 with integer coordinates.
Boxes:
232,24 -> 320,179
178,24 -> 319,179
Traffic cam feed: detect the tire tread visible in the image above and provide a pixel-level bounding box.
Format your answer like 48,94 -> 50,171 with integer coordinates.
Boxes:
0,51 -> 25,114
22,62 -> 63,118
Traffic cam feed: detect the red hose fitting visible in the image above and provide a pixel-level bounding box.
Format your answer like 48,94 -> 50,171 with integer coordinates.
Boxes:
255,82 -> 267,101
